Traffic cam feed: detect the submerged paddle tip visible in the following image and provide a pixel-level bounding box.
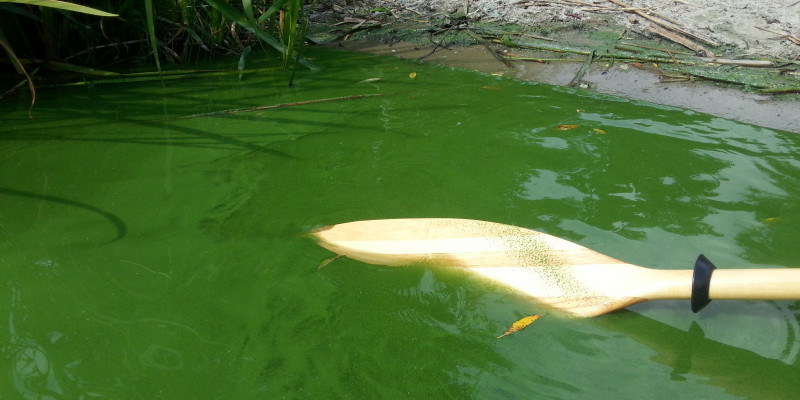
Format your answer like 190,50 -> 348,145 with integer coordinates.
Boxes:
309,224 -> 335,236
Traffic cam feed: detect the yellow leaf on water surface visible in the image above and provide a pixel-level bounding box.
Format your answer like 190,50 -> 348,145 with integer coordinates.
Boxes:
497,314 -> 545,338
557,124 -> 579,131
409,72 -> 417,79
593,128 -> 607,134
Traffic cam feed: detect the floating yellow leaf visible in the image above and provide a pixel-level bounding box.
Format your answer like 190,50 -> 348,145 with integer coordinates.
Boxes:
557,124 -> 579,131
576,109 -> 585,112
763,217 -> 781,225
593,128 -> 607,134
497,314 -> 545,338
409,72 -> 417,79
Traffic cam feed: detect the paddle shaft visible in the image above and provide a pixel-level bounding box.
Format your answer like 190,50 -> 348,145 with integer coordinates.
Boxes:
710,269 -> 800,300
481,264 -> 800,300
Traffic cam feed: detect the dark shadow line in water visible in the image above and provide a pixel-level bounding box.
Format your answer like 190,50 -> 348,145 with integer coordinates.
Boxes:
0,120 -> 301,159
0,104 -> 428,150
0,133 -> 241,151
0,187 -> 127,243
131,119 -> 301,157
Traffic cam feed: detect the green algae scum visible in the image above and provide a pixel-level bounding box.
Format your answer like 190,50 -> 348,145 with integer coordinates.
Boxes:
2,47 -> 800,399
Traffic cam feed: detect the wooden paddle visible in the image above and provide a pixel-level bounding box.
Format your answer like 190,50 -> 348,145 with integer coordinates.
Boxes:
310,218 -> 800,317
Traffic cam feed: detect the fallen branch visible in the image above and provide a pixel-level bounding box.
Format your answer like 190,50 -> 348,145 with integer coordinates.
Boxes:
498,52 -> 574,62
503,32 -> 557,42
755,26 -> 800,45
697,57 -> 774,67
607,0 -> 719,47
648,24 -> 714,57
617,41 -> 694,56
759,87 -> 800,94
173,93 -> 391,120
497,36 -> 592,55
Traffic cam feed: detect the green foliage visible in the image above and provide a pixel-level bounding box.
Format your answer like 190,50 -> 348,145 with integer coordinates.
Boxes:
279,0 -> 316,72
144,0 -> 160,72
1,0 -> 318,95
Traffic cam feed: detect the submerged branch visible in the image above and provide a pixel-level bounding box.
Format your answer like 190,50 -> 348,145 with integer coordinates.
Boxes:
172,93 -> 392,120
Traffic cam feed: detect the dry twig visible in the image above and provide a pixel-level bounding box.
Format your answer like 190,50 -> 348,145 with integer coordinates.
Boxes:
607,0 -> 719,47
649,24 -> 714,57
755,26 -> 800,46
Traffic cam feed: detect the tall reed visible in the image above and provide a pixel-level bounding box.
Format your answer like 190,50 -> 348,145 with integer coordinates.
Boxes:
1,0 -> 319,104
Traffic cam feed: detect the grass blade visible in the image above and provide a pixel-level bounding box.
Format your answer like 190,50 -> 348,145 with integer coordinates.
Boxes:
144,0 -> 161,73
237,45 -> 251,80
1,0 -> 118,17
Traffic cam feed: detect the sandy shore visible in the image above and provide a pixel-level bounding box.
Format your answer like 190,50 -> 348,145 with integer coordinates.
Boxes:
387,0 -> 800,59
315,1 -> 800,132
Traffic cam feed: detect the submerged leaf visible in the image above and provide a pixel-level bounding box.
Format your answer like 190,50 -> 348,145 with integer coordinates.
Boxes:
497,314 -> 545,338
316,254 -> 343,270
593,128 -> 607,134
357,77 -> 381,84
557,124 -> 579,131
238,46 -> 251,80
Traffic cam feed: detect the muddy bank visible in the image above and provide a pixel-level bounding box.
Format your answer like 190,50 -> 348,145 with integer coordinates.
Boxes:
331,40 -> 799,133
312,1 -> 800,133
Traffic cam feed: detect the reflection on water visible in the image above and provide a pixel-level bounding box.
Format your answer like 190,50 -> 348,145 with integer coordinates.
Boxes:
1,47 -> 799,399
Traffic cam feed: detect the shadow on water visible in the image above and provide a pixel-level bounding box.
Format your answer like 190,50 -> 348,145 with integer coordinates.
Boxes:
0,187 -> 127,242
596,308 -> 800,399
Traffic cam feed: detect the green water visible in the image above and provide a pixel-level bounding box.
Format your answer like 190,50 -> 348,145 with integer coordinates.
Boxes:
2,48 -> 800,399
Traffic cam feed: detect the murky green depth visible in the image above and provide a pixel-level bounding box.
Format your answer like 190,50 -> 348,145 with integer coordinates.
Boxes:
2,48 -> 800,399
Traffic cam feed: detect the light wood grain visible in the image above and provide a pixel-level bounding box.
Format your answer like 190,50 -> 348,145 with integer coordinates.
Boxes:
310,218 -> 800,317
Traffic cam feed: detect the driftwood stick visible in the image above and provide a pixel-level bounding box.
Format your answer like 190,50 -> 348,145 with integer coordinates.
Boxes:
697,57 -> 774,67
755,26 -> 800,45
649,24 -> 714,57
617,41 -> 694,55
607,0 -> 719,47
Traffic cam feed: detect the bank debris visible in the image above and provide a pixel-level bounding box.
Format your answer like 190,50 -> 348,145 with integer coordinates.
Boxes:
311,0 -> 800,95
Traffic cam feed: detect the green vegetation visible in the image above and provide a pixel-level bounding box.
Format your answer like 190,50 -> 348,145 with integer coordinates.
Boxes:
0,0 -> 317,114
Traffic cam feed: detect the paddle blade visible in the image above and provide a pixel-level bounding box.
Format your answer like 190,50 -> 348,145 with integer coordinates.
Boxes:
310,218 -> 688,317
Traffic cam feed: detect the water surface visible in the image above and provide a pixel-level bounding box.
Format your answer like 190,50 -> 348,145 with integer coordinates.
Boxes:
2,48 -> 800,399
